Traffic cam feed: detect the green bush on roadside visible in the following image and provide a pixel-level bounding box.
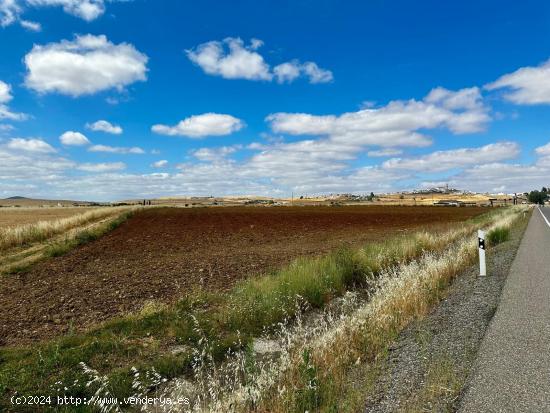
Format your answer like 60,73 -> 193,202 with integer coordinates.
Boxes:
487,227 -> 510,245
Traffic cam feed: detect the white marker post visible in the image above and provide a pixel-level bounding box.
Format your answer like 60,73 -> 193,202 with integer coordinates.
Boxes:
478,230 -> 486,276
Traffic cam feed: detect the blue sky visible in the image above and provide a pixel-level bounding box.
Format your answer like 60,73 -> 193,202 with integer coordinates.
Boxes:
1,0 -> 550,201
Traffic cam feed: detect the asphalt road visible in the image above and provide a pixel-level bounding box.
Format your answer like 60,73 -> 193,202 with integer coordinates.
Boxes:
459,207 -> 550,412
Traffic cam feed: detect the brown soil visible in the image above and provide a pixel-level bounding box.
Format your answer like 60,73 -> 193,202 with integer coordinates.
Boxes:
0,206 -> 485,346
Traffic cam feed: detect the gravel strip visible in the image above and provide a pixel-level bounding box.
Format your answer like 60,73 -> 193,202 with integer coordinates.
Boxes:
364,216 -> 528,412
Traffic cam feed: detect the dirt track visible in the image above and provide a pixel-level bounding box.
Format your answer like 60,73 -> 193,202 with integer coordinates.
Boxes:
0,206 -> 485,346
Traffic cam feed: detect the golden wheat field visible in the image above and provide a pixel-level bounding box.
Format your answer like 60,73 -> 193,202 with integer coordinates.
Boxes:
0,207 -> 95,229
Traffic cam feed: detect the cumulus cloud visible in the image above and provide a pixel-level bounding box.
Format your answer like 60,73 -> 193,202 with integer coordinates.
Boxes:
151,159 -> 168,168
301,62 -> 333,84
0,0 -> 21,26
0,142 -> 72,184
367,148 -> 403,157
424,86 -> 484,110
191,145 -> 240,162
0,137 -> 537,201
86,119 -> 123,134
24,34 -> 148,97
152,113 -> 245,138
273,61 -> 301,84
6,137 -> 55,153
382,142 -> 520,172
88,144 -> 145,154
0,80 -> 27,121
1,0 -> 125,28
19,18 -> 40,31
535,141 -> 550,156
187,37 -> 333,84
267,87 -> 490,151
273,60 -> 333,84
0,81 -> 13,104
0,124 -> 15,132
485,59 -> 550,105
187,37 -> 271,81
442,161 -> 550,194
77,162 -> 125,172
28,0 -> 106,21
60,130 -> 90,146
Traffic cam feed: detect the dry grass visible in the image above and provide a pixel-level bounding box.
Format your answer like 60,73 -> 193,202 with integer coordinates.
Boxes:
0,207 -> 97,229
174,207 -> 525,412
0,206 -> 132,251
259,208 -> 523,412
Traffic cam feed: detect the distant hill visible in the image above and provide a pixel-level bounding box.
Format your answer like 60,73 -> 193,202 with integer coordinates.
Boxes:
0,197 -> 100,207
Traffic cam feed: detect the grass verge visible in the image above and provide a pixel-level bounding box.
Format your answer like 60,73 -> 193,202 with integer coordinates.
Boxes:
44,210 -> 136,258
247,208 -> 528,413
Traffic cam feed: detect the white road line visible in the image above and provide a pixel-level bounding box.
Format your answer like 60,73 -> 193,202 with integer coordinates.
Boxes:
538,207 -> 550,228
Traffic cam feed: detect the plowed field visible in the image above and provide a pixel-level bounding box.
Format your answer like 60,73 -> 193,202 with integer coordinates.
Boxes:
0,206 -> 486,345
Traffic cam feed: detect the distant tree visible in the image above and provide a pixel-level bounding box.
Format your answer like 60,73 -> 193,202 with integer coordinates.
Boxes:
542,187 -> 548,193
528,190 -> 548,205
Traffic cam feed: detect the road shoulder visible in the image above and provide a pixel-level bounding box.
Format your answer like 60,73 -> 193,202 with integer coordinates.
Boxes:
362,213 -> 529,412
459,208 -> 550,412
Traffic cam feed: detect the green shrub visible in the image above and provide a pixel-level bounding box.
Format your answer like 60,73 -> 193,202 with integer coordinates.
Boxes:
487,227 -> 510,245
45,240 -> 77,257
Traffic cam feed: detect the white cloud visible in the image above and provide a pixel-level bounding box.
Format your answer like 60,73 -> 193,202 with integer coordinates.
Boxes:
187,37 -> 333,84
0,80 -> 12,104
187,38 -> 272,81
535,141 -> 550,156
382,142 -> 520,172
28,0 -> 106,21
424,86 -> 483,110
19,18 -> 40,30
267,87 -> 490,149
191,145 -> 240,162
151,159 -> 168,168
266,89 -> 490,153
301,61 -> 333,84
444,161 -> 550,194
152,113 -> 245,138
0,142 -> 73,183
0,0 -> 21,26
60,130 -> 90,146
86,119 -> 123,134
0,124 -> 15,132
273,61 -> 301,84
2,1 -> 126,31
485,59 -> 550,105
77,162 -> 126,172
0,105 -> 26,121
368,148 -> 403,157
6,137 -> 55,153
24,34 -> 148,97
88,144 -> 145,154
0,137 -> 539,201
0,80 -> 27,121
